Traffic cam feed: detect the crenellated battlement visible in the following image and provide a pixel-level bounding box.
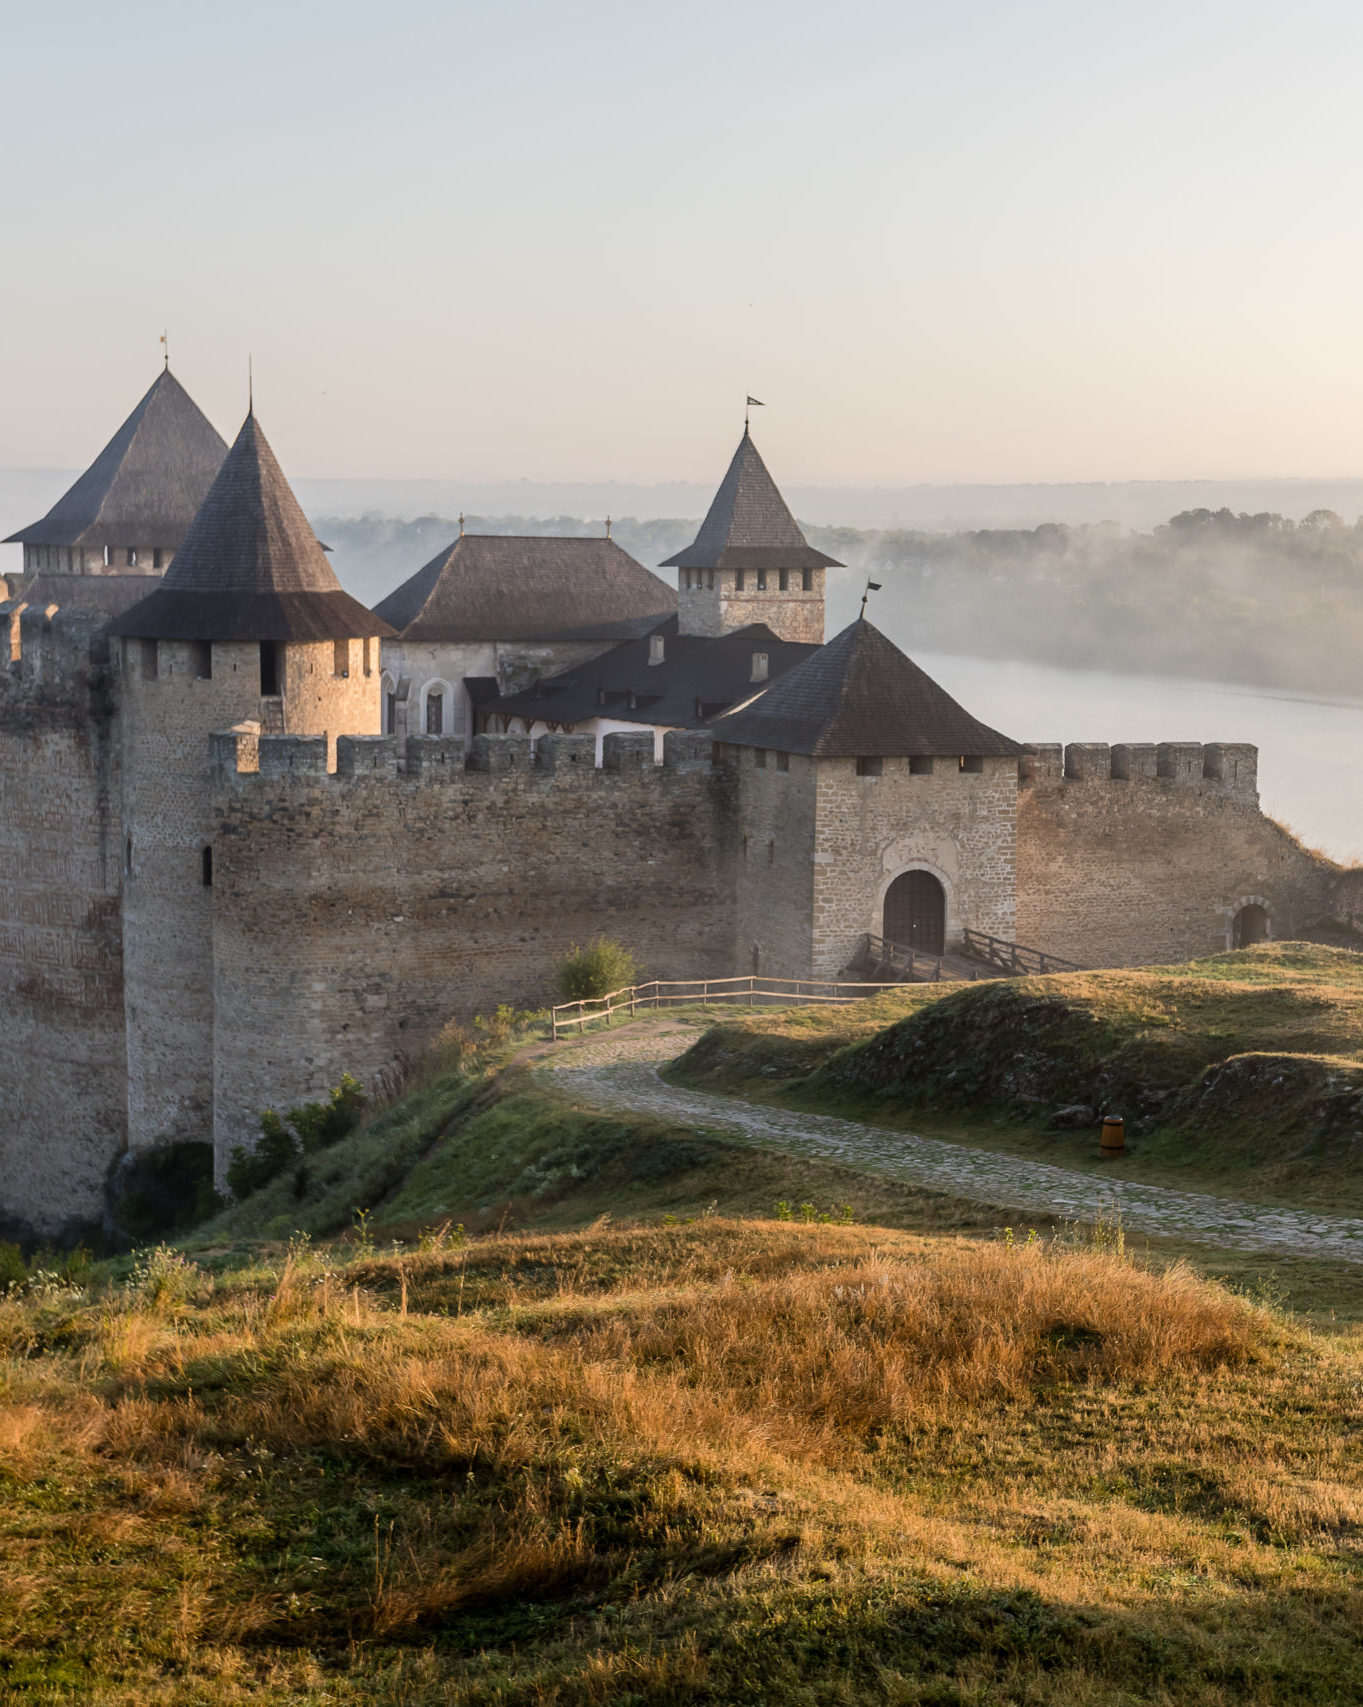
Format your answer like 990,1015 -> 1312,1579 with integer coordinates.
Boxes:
211,727 -> 717,789
1020,741 -> 1258,800
0,603 -> 112,703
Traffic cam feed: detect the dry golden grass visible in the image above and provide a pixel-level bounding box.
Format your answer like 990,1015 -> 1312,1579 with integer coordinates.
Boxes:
0,1220 -> 1358,1705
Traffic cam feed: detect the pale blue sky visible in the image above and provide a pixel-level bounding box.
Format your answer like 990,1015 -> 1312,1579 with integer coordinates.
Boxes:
4,0 -> 1363,486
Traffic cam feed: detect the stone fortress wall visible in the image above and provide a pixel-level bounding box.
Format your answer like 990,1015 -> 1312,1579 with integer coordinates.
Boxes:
0,610 -> 127,1239
811,754 -> 1019,976
1016,741 -> 1340,965
207,728 -> 735,1161
0,607 -> 1359,1237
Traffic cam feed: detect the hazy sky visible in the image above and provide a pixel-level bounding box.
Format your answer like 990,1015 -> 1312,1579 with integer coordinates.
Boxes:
5,0 -> 1363,487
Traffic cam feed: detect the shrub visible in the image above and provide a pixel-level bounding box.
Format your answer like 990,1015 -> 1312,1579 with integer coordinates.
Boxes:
288,1075 -> 368,1150
557,938 -> 639,1003
227,1076 -> 370,1201
108,1141 -> 222,1243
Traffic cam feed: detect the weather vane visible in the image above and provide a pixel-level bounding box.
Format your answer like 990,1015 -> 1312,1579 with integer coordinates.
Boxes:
859,575 -> 882,619
160,330 -> 169,370
744,394 -> 764,432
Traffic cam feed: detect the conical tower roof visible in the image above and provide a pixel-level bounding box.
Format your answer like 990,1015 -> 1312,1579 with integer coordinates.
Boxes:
107,414 -> 393,641
660,430 -> 842,573
709,618 -> 1025,758
4,369 -> 228,550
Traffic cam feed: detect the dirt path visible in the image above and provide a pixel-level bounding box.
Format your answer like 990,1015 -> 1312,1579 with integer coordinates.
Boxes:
538,1024 -> 1363,1262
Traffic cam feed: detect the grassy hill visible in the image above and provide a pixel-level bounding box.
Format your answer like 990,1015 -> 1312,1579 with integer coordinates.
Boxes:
5,1213 -> 1363,1704
8,949 -> 1363,1700
669,944 -> 1363,1213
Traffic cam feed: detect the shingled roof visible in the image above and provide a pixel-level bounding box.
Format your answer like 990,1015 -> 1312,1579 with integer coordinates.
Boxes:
4,369 -> 227,550
709,619 -> 1026,758
373,534 -> 676,643
660,430 -> 842,573
484,616 -> 819,730
107,414 -> 392,642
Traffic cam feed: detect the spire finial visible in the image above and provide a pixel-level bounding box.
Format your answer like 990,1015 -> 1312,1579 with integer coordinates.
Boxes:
744,394 -> 764,433
458,512 -> 465,537
605,513 -> 612,540
248,354 -> 254,417
160,330 -> 169,371
859,576 -> 883,620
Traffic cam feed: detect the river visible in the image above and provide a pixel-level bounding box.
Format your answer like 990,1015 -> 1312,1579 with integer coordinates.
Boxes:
915,652 -> 1363,864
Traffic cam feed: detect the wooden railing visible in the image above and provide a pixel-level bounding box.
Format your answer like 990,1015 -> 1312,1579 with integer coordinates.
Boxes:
550,975 -> 890,1040
962,929 -> 1085,976
861,932 -> 953,983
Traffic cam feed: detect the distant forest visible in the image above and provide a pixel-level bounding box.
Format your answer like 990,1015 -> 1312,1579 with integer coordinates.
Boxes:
318,507 -> 1363,698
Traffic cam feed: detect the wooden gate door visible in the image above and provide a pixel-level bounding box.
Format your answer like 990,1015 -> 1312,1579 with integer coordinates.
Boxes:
883,870 -> 946,956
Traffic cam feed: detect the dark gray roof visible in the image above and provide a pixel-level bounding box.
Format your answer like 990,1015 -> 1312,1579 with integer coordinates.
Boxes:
373,534 -> 676,642
106,414 -> 392,642
3,370 -> 227,550
3,573 -> 164,621
709,619 -> 1026,757
660,430 -> 842,573
484,616 -> 818,730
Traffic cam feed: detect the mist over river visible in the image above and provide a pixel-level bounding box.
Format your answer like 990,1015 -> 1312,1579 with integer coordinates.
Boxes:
914,653 -> 1363,865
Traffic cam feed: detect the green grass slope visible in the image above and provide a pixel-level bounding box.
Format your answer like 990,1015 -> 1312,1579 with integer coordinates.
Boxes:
6,1216 -> 1363,1705
669,944 -> 1363,1211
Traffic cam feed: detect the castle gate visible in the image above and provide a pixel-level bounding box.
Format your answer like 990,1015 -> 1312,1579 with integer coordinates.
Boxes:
1232,903 -> 1271,948
883,869 -> 946,956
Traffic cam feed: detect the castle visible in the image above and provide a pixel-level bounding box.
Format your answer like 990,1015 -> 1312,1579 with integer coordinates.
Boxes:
2,369 -> 1357,1241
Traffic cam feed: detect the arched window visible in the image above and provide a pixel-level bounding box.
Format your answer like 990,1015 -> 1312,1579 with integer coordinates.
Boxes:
883,870 -> 946,957
420,678 -> 454,736
381,673 -> 398,734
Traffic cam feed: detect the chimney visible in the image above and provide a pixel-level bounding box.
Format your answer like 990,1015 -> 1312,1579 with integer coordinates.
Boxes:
648,633 -> 665,666
751,651 -> 769,683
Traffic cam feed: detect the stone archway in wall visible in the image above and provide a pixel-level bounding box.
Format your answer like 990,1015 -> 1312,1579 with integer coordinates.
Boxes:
883,869 -> 947,957
1232,902 -> 1271,948
420,678 -> 455,736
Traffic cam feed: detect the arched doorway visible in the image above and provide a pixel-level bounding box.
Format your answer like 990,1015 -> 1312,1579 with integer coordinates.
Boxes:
883,870 -> 946,956
1232,903 -> 1270,948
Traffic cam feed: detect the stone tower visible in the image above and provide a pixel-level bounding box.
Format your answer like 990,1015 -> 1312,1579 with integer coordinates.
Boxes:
3,368 -> 228,580
711,619 -> 1027,979
105,412 -> 393,1158
662,430 -> 840,644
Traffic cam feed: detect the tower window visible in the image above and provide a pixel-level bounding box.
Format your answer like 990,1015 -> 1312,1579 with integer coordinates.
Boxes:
751,651 -> 769,683
362,636 -> 373,676
779,568 -> 789,591
959,755 -> 984,773
802,568 -> 813,592
103,546 -> 112,568
202,846 -> 213,887
775,750 -> 789,772
735,570 -> 746,592
856,756 -> 882,776
260,641 -> 282,696
910,756 -> 934,775
755,748 -> 767,769
426,692 -> 444,734
707,570 -> 715,590
386,691 -> 397,733
756,569 -> 767,591
140,639 -> 158,681
192,640 -> 212,680
126,547 -> 138,567
153,548 -> 164,570
333,638 -> 349,677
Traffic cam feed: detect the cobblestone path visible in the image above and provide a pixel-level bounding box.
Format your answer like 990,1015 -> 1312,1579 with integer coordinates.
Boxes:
540,1024 -> 1363,1262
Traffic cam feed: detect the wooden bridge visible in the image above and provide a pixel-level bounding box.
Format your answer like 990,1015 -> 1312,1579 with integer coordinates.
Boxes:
857,929 -> 1084,986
